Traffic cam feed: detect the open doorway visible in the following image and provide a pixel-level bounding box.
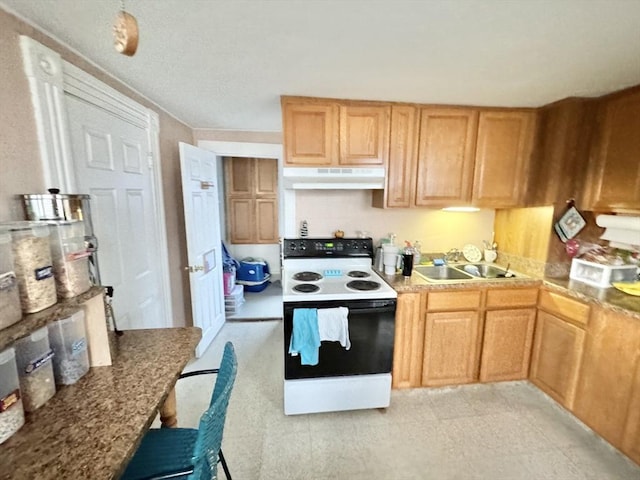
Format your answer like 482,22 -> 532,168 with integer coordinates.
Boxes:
197,141 -> 289,320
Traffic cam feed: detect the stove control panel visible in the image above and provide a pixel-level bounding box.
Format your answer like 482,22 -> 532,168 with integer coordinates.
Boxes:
283,237 -> 373,258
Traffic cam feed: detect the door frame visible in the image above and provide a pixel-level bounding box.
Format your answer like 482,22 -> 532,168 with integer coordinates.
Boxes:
196,140 -> 294,238
20,36 -> 173,328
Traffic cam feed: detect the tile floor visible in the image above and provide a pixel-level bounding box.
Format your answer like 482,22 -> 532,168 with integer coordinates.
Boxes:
167,320 -> 640,480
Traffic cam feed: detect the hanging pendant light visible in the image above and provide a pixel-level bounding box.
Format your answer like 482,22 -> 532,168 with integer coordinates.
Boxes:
113,0 -> 139,56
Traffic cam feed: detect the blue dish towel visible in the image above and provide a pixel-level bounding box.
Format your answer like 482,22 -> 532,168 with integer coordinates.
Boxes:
289,308 -> 320,366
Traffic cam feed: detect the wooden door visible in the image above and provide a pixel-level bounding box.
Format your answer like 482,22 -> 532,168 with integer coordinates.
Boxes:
392,292 -> 425,389
179,143 -> 225,357
282,99 -> 337,166
66,95 -> 168,330
226,157 -> 253,195
530,311 -> 586,409
422,310 -> 481,386
480,308 -> 536,382
472,110 -> 536,207
586,88 -> 640,210
415,108 -> 478,206
339,104 -> 390,165
573,307 -> 640,448
256,198 -> 279,243
373,105 -> 418,208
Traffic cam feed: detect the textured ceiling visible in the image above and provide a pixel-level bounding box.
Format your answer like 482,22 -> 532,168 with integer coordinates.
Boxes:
2,0 -> 640,131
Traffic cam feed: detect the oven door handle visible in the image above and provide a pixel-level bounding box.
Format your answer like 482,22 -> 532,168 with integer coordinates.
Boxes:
343,306 -> 396,315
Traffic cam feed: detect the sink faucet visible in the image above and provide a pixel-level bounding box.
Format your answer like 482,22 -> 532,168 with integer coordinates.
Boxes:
445,248 -> 461,263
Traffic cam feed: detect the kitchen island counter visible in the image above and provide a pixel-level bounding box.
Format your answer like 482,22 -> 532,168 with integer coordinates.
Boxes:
0,327 -> 202,480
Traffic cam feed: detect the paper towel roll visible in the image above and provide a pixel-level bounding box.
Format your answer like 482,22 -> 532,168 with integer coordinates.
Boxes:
596,215 -> 640,248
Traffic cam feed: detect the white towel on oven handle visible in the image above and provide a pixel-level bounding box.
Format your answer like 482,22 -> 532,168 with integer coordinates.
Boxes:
317,307 -> 350,350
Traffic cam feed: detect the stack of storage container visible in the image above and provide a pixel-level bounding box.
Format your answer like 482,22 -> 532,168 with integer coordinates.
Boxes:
0,221 -> 92,444
224,284 -> 245,315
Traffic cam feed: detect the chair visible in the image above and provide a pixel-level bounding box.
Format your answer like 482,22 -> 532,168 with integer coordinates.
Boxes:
121,342 -> 238,480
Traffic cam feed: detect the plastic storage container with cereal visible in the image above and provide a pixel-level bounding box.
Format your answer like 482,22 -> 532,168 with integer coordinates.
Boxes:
0,228 -> 22,330
0,347 -> 25,444
14,327 -> 56,412
48,311 -> 89,385
5,221 -> 57,313
48,220 -> 91,298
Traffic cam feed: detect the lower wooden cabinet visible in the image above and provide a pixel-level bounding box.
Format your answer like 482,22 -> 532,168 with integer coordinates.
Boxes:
422,310 -> 481,386
392,292 -> 425,389
573,306 -> 640,450
530,311 -> 586,408
480,308 -> 536,382
622,360 -> 640,465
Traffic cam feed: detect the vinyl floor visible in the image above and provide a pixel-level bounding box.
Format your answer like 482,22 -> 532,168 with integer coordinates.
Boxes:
166,320 -> 640,480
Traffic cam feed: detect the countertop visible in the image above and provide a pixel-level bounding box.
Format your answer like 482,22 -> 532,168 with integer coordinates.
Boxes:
0,327 -> 202,480
379,267 -> 640,319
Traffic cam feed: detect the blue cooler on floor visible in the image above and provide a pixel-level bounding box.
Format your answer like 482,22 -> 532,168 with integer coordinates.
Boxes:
236,258 -> 271,292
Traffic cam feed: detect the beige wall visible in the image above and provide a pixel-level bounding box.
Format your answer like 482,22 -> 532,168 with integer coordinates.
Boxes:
295,190 -> 496,254
194,129 -> 281,144
0,8 -> 194,327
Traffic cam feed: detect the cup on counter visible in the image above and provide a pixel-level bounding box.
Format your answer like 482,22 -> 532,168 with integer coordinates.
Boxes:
382,245 -> 401,275
484,249 -> 497,263
402,253 -> 414,276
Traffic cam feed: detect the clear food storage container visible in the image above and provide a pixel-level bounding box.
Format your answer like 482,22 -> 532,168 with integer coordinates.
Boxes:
48,311 -> 89,385
14,327 -> 56,412
47,221 -> 91,299
0,347 -> 25,444
5,222 -> 57,313
0,230 -> 22,330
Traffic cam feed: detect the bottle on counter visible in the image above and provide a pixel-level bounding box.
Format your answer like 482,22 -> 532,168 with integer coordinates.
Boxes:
402,241 -> 414,277
413,240 -> 422,265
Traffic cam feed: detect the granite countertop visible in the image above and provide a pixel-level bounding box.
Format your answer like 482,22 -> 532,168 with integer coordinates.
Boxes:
1,327 -> 202,480
378,267 -> 640,319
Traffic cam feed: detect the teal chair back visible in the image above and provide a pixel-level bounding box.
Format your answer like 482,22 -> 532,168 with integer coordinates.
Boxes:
192,342 -> 237,479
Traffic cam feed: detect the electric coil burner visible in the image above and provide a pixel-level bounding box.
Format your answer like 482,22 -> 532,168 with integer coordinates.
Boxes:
282,237 -> 397,416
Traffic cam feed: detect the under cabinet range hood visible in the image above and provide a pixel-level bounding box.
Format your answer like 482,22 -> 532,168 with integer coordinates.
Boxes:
282,167 -> 385,189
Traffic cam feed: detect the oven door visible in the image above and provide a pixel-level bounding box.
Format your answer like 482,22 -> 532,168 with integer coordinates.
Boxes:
283,298 -> 396,380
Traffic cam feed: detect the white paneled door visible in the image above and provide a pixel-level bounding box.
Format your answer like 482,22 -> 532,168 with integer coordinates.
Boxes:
179,143 -> 225,357
65,95 -> 167,330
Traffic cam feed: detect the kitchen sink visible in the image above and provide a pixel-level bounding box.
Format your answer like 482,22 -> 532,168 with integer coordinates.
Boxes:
458,264 -> 516,279
414,263 -> 518,282
414,265 -> 474,281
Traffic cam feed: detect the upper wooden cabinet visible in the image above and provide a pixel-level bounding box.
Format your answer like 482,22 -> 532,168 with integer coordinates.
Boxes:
472,110 -> 537,207
372,106 -> 418,208
584,87 -> 640,211
527,99 -> 597,206
281,97 -> 390,167
225,157 -> 279,244
415,108 -> 478,206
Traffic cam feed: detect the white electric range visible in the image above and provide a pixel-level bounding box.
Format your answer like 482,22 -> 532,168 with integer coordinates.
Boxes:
281,237 -> 397,415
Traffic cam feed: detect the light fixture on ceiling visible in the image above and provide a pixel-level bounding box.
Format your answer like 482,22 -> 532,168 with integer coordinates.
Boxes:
113,0 -> 139,56
441,206 -> 481,212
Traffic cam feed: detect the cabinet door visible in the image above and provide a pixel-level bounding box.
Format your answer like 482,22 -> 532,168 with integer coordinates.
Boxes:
587,89 -> 640,210
255,198 -> 279,243
225,157 -> 253,195
392,293 -> 425,389
480,308 -> 536,382
573,307 -> 640,448
415,108 -> 478,206
282,100 -> 337,166
422,310 -> 480,386
255,158 -> 278,195
472,110 -> 536,207
373,106 -> 418,208
339,104 -> 390,165
530,311 -> 585,409
228,198 -> 254,244
622,360 -> 640,465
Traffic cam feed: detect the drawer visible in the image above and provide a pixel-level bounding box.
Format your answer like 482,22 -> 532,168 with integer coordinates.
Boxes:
486,288 -> 539,308
538,289 -> 590,326
427,290 -> 482,311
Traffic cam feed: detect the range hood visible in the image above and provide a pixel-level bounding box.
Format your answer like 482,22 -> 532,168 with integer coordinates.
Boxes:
282,167 -> 385,189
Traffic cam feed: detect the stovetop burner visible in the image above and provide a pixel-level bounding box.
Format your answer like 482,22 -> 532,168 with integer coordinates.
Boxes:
347,270 -> 370,278
346,280 -> 381,291
293,283 -> 320,294
293,271 -> 323,282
